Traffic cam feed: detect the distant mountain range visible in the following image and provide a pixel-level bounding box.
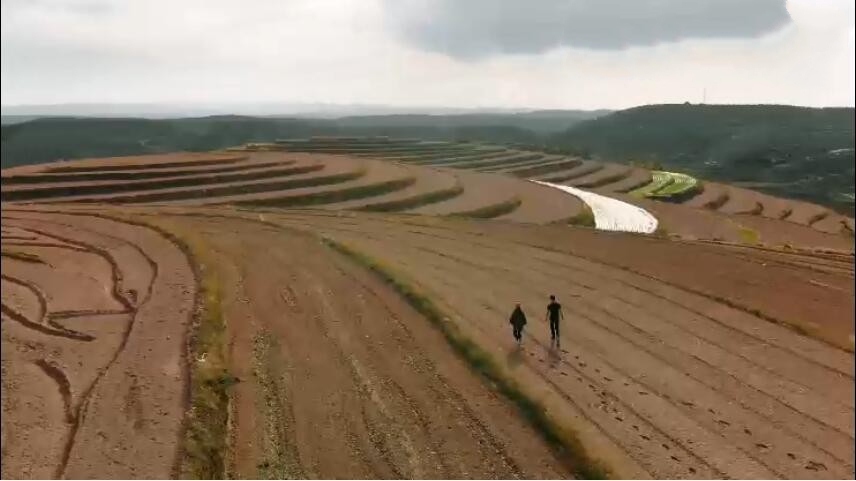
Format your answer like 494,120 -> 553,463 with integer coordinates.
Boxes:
2,104 -> 852,214
0,102 -> 609,123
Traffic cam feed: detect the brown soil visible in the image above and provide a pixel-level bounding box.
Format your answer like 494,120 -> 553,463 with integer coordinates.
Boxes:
138,214 -> 571,479
535,160 -> 605,183
237,209 -> 853,479
482,155 -> 569,173
217,159 -> 412,208
504,159 -> 585,178
1,152 -> 295,187
407,170 -> 521,216
569,163 -> 631,189
319,164 -> 459,211
812,214 -> 855,236
1,154 -> 310,202
1,209 -> 195,479
496,180 -> 585,224
2,152 -> 244,177
439,151 -> 543,170
599,168 -> 652,193
3,149 -> 854,480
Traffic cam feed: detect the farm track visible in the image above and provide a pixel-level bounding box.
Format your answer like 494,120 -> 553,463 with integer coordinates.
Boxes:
124,213 -> 572,479
151,207 -> 854,479
1,209 -> 195,479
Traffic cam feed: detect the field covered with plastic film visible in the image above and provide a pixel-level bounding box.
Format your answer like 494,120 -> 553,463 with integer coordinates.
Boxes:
2,139 -> 854,479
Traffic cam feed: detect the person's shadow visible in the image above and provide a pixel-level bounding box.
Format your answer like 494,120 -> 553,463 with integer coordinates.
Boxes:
547,339 -> 562,369
506,343 -> 524,368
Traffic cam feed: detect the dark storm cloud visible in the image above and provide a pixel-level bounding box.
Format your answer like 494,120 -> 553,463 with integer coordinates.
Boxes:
384,0 -> 791,58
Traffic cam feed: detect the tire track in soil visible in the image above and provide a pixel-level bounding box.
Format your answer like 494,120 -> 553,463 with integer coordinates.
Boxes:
1,210 -> 192,479
373,242 -> 843,478
169,215 -> 570,479
266,212 -> 850,380
3,217 -> 149,478
260,212 -> 848,478
283,211 -> 851,376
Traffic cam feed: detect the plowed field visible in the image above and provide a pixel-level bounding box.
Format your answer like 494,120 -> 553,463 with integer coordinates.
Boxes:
2,147 -> 853,479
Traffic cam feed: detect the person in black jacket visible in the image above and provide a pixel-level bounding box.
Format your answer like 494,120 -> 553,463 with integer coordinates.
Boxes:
509,303 -> 527,344
546,295 -> 563,344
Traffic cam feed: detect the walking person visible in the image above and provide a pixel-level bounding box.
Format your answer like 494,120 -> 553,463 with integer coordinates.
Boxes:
546,295 -> 563,344
509,303 -> 527,344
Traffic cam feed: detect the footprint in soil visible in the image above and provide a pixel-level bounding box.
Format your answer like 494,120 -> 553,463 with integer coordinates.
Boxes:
614,416 -> 623,422
786,453 -> 796,460
744,428 -> 752,435
708,408 -> 716,414
681,401 -> 695,407
671,455 -> 681,462
662,443 -> 670,450
638,391 -> 649,396
632,425 -> 639,431
805,461 -> 827,472
688,467 -> 697,474
717,419 -> 731,427
560,371 -> 568,376
603,376 -> 612,382
755,443 -> 769,450
641,434 -> 651,441
561,349 -> 569,354
578,362 -> 587,367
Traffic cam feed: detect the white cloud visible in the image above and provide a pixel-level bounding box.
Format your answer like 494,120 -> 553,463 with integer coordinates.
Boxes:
1,0 -> 853,108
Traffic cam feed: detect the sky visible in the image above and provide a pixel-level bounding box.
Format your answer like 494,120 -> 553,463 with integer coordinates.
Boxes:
1,0 -> 854,111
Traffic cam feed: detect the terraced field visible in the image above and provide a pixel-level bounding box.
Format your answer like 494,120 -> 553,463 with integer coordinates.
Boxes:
272,138 -> 855,242
2,142 -> 854,479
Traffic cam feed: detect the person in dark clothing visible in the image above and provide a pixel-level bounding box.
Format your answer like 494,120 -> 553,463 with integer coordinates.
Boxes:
546,295 -> 563,343
509,303 -> 527,343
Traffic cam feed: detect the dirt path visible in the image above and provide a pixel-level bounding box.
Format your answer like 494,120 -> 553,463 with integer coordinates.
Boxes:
150,214 -> 571,479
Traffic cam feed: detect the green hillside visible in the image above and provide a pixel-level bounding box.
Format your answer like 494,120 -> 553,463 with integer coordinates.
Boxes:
2,112 -> 595,168
548,104 -> 855,214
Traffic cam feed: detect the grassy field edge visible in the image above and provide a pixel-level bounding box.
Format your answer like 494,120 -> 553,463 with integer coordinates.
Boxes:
125,215 -> 234,479
321,237 -> 611,480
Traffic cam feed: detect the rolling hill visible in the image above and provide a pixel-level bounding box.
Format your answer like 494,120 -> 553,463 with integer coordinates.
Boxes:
548,104 -> 855,215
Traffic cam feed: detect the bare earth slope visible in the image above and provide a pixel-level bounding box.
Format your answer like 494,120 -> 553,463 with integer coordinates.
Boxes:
2,148 -> 854,479
1,209 -> 195,479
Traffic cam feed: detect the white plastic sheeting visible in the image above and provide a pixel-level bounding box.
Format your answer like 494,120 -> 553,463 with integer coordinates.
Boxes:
533,180 -> 658,234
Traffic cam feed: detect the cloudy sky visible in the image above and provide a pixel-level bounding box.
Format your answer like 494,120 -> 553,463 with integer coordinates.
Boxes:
1,0 -> 854,110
